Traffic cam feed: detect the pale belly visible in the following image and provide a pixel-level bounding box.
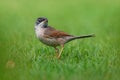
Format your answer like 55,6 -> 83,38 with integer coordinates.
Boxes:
39,37 -> 60,47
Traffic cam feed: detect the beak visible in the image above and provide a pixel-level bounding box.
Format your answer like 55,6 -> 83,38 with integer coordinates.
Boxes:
44,19 -> 48,23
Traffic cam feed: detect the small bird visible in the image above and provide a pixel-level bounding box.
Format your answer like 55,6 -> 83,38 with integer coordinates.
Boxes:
35,17 -> 95,59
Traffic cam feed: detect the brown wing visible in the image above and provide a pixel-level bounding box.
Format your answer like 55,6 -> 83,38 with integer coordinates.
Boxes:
44,26 -> 73,38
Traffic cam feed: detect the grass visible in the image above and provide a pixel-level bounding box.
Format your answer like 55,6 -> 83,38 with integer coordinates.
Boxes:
0,0 -> 120,80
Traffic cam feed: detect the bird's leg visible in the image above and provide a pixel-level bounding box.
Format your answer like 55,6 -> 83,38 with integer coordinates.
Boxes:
57,44 -> 64,59
54,47 -> 59,57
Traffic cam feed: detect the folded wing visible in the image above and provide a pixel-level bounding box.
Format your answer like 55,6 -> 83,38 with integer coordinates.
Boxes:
44,26 -> 73,38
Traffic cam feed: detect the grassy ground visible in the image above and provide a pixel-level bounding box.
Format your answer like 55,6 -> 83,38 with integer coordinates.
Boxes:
0,0 -> 120,80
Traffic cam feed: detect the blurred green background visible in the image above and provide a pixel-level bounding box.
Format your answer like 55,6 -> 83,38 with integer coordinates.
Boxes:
0,0 -> 120,80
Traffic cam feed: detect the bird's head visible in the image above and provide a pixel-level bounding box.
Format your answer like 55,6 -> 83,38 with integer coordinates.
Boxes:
35,17 -> 48,28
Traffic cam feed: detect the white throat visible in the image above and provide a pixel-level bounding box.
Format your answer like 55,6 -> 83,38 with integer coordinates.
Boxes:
35,22 -> 46,39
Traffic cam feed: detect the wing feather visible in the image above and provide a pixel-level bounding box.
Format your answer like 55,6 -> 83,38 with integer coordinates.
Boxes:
44,26 -> 73,38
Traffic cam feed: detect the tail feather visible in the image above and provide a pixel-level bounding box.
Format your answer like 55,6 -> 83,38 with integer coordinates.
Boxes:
67,34 -> 95,43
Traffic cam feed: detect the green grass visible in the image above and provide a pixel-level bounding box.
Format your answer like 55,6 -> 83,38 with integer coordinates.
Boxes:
0,0 -> 120,80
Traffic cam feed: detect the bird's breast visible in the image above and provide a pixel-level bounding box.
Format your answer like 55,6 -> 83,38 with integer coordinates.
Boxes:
35,27 -> 45,38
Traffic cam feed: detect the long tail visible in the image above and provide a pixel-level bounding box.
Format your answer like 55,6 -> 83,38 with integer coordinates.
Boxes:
67,34 -> 95,43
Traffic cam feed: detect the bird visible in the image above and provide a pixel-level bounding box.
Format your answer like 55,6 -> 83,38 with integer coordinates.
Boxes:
34,17 -> 95,59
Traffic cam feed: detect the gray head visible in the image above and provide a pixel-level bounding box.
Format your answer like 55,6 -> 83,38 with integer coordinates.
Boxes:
35,17 -> 48,27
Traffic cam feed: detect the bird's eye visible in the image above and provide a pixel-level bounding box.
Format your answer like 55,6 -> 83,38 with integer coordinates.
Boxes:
42,19 -> 45,21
